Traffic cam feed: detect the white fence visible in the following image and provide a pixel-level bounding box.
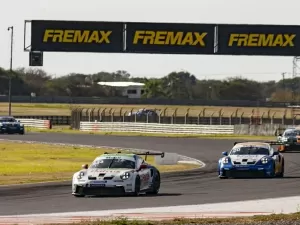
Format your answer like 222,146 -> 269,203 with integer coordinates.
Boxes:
16,118 -> 51,129
80,122 -> 234,134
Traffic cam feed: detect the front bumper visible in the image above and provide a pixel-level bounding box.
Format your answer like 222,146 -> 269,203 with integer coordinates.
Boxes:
0,126 -> 23,133
72,180 -> 134,196
279,142 -> 300,151
219,164 -> 273,178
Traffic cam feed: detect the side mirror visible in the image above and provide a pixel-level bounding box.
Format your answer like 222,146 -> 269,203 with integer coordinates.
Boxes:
278,134 -> 282,137
82,164 -> 88,169
222,151 -> 228,156
139,164 -> 147,170
273,152 -> 279,156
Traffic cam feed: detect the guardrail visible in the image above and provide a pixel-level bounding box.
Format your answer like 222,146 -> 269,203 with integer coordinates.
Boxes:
79,122 -> 234,134
16,118 -> 51,129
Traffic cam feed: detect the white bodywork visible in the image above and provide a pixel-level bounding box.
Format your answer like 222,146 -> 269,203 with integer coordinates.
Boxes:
229,142 -> 279,164
72,154 -> 155,195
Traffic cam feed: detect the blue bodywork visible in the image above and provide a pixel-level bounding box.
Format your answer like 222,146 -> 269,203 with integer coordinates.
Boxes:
218,150 -> 278,178
0,116 -> 25,134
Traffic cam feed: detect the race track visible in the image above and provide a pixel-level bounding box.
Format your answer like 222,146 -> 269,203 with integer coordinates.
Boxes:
1,133 -> 300,215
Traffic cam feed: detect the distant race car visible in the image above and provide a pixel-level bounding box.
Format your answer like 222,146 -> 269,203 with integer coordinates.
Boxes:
276,127 -> 300,152
218,142 -> 284,178
128,109 -> 158,117
72,151 -> 164,197
0,116 -> 25,135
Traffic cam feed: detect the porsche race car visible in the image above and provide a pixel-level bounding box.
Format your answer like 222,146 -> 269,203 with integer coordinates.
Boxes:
0,116 -> 25,135
218,142 -> 284,178
72,151 -> 164,197
276,127 -> 300,152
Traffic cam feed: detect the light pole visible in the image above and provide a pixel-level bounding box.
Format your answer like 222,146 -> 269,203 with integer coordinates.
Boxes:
7,26 -> 13,116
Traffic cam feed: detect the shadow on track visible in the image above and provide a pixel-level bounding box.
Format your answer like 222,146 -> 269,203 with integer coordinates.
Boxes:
86,193 -> 182,198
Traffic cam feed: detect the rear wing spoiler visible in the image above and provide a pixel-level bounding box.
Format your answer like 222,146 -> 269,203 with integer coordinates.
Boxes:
136,151 -> 165,161
103,151 -> 165,161
233,141 -> 283,146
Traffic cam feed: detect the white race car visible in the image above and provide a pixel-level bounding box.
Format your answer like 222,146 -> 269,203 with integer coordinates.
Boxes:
72,151 -> 164,197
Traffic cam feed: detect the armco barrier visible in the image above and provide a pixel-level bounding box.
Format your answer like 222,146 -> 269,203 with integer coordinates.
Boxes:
79,122 -> 234,134
16,118 -> 51,129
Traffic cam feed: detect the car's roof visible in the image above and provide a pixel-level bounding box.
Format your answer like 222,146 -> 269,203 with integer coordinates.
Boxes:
284,127 -> 300,132
0,116 -> 14,119
234,142 -> 270,148
101,153 -> 135,156
94,153 -> 137,162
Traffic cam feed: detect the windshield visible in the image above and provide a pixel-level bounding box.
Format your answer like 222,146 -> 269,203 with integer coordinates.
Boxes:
284,130 -> 300,137
230,147 -> 270,155
0,118 -> 16,123
90,158 -> 136,169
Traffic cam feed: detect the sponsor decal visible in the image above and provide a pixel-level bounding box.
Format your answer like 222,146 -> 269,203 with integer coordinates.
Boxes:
228,33 -> 296,47
43,30 -> 112,44
132,31 -> 208,46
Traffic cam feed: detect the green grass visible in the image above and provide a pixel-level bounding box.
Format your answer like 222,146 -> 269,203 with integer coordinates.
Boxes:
27,126 -> 275,141
0,141 -> 199,185
0,102 -> 296,118
47,212 -> 300,225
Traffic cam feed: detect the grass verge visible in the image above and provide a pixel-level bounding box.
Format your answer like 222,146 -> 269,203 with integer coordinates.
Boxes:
48,212 -> 300,225
27,126 -> 275,141
0,102 -> 295,118
0,141 -> 199,185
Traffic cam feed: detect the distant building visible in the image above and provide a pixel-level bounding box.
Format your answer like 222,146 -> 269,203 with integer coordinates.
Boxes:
97,81 -> 145,98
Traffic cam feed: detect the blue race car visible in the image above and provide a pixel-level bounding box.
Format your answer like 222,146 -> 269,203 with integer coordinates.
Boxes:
218,142 -> 284,179
0,116 -> 25,135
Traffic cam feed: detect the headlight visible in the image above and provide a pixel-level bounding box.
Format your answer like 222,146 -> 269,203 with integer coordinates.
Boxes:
261,157 -> 268,164
120,172 -> 131,180
222,157 -> 230,164
77,172 -> 85,179
282,137 -> 288,141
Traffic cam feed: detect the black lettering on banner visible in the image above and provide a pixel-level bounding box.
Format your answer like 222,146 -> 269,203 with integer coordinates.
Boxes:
217,24 -> 300,56
31,20 -> 124,52
125,22 -> 215,54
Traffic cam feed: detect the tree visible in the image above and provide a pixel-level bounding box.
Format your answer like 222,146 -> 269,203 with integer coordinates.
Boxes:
142,79 -> 165,98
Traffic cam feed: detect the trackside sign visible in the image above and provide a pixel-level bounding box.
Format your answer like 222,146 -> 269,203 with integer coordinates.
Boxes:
125,22 -> 215,54
217,24 -> 300,56
31,20 -> 124,52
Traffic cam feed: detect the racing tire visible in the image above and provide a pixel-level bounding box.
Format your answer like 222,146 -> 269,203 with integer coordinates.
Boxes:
219,176 -> 228,179
19,130 -> 25,135
146,172 -> 160,195
277,159 -> 285,178
270,162 -> 276,178
133,176 -> 141,196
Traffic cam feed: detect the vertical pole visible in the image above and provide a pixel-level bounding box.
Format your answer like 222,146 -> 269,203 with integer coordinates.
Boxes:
8,26 -> 13,116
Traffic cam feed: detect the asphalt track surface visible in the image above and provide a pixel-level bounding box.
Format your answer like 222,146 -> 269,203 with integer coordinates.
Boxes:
1,133 -> 300,216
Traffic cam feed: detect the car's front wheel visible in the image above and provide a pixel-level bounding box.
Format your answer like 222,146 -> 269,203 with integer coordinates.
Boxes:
133,176 -> 141,196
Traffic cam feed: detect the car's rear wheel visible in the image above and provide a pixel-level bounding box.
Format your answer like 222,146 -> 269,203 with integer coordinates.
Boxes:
277,159 -> 285,178
19,130 -> 24,135
146,172 -> 160,195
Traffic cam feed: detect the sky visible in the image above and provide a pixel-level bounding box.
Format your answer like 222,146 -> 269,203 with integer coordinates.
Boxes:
0,0 -> 300,81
